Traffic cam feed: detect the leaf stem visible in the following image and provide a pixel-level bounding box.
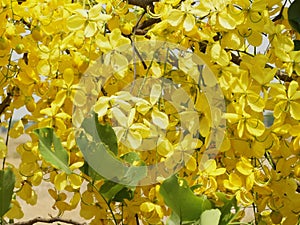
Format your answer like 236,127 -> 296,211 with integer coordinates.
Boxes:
11,217 -> 87,225
2,114 -> 13,170
90,182 -> 118,224
228,222 -> 253,225
135,214 -> 139,225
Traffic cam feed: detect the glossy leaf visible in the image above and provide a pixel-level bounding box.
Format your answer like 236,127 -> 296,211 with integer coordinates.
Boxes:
77,121 -> 146,186
81,111 -> 118,155
34,128 -> 72,174
160,175 -> 212,223
215,192 -> 239,225
99,180 -> 134,203
198,209 -> 221,225
293,40 -> 300,51
99,152 -> 141,202
288,0 -> 300,33
0,168 -> 15,217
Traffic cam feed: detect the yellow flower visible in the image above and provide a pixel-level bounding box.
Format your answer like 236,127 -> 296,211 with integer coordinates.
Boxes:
39,105 -> 71,131
271,81 -> 300,120
51,68 -> 86,108
166,0 -> 201,32
112,107 -> 150,149
140,201 -> 164,224
224,104 -> 265,138
4,200 -> 24,219
224,172 -> 254,206
67,3 -> 111,37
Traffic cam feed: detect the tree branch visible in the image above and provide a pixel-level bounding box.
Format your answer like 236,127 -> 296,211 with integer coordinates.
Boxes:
0,92 -> 13,116
127,0 -> 159,11
230,51 -> 294,82
272,0 -> 288,22
137,18 -> 161,30
11,217 -> 87,225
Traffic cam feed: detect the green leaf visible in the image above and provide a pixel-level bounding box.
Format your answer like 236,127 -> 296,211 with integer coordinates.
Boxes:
215,192 -> 239,225
160,175 -> 212,223
80,161 -> 103,181
288,0 -> 300,33
294,40 -> 300,51
99,152 -> 141,203
99,180 -> 134,203
0,168 -> 15,217
77,134 -> 121,179
81,111 -> 118,155
120,152 -> 142,164
100,180 -> 126,202
34,128 -> 72,174
198,209 -> 221,225
76,131 -> 146,186
99,152 -> 144,202
77,111 -> 147,185
113,187 -> 134,202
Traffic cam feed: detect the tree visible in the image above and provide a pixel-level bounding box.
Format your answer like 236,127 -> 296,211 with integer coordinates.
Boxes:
0,0 -> 300,224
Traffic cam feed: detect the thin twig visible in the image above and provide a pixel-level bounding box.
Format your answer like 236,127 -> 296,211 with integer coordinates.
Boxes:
2,115 -> 13,169
229,51 -> 294,82
137,18 -> 161,30
272,0 -> 288,22
135,214 -> 140,225
0,93 -> 13,116
11,217 -> 87,225
127,0 -> 159,11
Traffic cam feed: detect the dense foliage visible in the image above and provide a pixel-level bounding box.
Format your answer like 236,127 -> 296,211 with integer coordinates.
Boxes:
0,0 -> 300,224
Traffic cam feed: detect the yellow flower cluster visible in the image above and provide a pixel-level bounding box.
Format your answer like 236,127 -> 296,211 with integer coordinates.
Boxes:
0,0 -> 299,224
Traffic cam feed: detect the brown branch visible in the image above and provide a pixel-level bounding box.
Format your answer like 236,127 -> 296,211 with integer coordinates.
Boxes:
230,51 -> 294,82
127,0 -> 159,11
272,0 -> 287,22
11,217 -> 87,225
134,28 -> 148,35
137,18 -> 161,30
0,92 -> 13,116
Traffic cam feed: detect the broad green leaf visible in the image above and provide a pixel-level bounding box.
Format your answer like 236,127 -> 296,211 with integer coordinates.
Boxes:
293,40 -> 300,51
99,180 -> 134,203
76,133 -> 122,180
215,192 -> 239,225
100,180 -> 127,202
121,152 -> 142,164
113,187 -> 134,202
288,0 -> 300,33
0,168 -> 15,217
81,111 -> 118,155
99,152 -> 141,202
80,161 -> 103,181
34,128 -> 72,174
76,129 -> 146,186
198,209 -> 221,225
160,175 -> 212,223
